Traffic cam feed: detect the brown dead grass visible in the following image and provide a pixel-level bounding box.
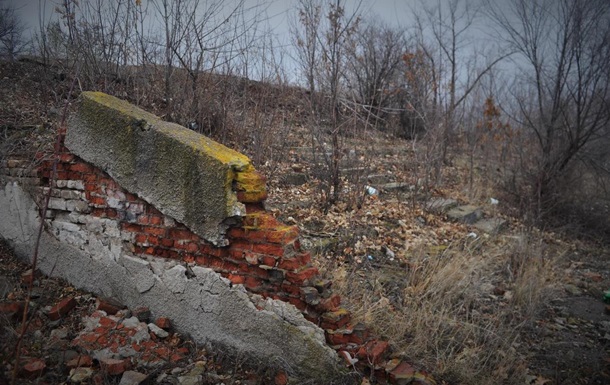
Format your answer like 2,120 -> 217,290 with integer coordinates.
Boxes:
321,228 -> 559,385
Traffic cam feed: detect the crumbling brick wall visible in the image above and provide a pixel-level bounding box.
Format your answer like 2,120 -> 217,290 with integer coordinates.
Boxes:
0,93 -> 435,384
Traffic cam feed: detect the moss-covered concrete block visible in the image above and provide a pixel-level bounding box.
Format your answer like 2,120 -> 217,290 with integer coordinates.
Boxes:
66,92 -> 265,245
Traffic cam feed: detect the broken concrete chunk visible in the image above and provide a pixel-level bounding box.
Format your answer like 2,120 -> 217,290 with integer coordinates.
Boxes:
447,205 -> 483,224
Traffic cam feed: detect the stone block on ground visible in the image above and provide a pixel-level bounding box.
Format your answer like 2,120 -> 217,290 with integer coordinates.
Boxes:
280,172 -> 308,186
425,198 -> 458,213
446,205 -> 483,224
473,217 -> 507,234
379,182 -> 411,193
367,174 -> 394,185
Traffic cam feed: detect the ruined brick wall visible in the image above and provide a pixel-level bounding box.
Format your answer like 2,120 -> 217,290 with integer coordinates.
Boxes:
0,94 -> 434,384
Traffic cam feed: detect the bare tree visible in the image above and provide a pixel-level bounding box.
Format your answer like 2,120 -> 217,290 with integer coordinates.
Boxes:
488,0 -> 610,218
0,1 -> 28,60
292,0 -> 362,206
345,19 -> 408,129
413,0 -> 507,163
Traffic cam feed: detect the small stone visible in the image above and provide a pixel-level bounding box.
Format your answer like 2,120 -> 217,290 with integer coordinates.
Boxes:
100,357 -> 131,376
21,269 -> 36,285
119,370 -> 148,385
48,296 -> 77,321
122,316 -> 141,328
50,327 -> 69,340
131,326 -> 150,343
148,323 -> 169,338
564,284 -> 583,296
68,367 -> 95,383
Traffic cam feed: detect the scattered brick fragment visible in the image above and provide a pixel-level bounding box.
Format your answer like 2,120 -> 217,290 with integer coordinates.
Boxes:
155,317 -> 171,330
48,296 -> 77,321
20,358 -> 45,379
98,297 -> 124,315
100,357 -> 131,376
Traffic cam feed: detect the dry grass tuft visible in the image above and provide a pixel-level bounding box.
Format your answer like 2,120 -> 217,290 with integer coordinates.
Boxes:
325,231 -> 557,385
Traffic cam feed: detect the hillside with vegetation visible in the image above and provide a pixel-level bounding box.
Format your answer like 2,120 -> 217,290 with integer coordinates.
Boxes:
1,0 -> 609,384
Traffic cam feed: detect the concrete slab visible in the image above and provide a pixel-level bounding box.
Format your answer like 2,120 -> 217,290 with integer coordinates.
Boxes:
447,205 -> 483,224
425,198 -> 458,213
473,217 -> 508,234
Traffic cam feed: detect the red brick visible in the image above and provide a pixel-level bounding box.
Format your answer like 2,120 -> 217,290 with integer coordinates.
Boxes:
186,242 -> 199,253
207,246 -> 229,258
357,340 -> 389,364
286,297 -> 307,311
0,301 -> 24,320
245,253 -> 259,264
147,236 -> 160,246
59,153 -> 75,162
135,234 -> 148,245
252,243 -> 285,257
67,171 -> 82,180
389,362 -> 416,382
259,255 -> 277,267
91,208 -> 106,217
243,213 -> 281,229
244,276 -> 263,291
66,355 -> 93,368
83,173 -> 97,182
48,296 -> 77,321
274,371 -> 288,385
20,358 -> 45,379
122,223 -> 142,233
320,309 -> 351,330
318,294 -> 341,312
105,208 -> 118,218
237,190 -> 268,203
71,163 -> 93,173
266,226 -> 300,244
89,196 -> 106,206
227,274 -> 245,285
280,283 -> 302,296
207,257 -> 238,272
160,238 -> 174,247
229,241 -> 253,252
278,257 -> 304,271
137,215 -> 150,225
125,192 -> 138,202
97,298 -> 124,315
169,228 -> 193,240
155,317 -> 171,330
99,178 -> 117,189
144,226 -> 166,236
285,266 -> 318,285
99,316 -> 118,328
326,331 -> 351,346
249,267 -> 270,280
227,227 -> 247,239
149,215 -> 163,225
99,358 -> 130,376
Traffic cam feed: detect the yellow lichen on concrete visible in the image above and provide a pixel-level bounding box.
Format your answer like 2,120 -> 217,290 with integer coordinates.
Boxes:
67,91 -> 268,245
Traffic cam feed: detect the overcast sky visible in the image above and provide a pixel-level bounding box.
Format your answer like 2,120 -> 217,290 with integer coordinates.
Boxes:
7,0 -> 451,39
